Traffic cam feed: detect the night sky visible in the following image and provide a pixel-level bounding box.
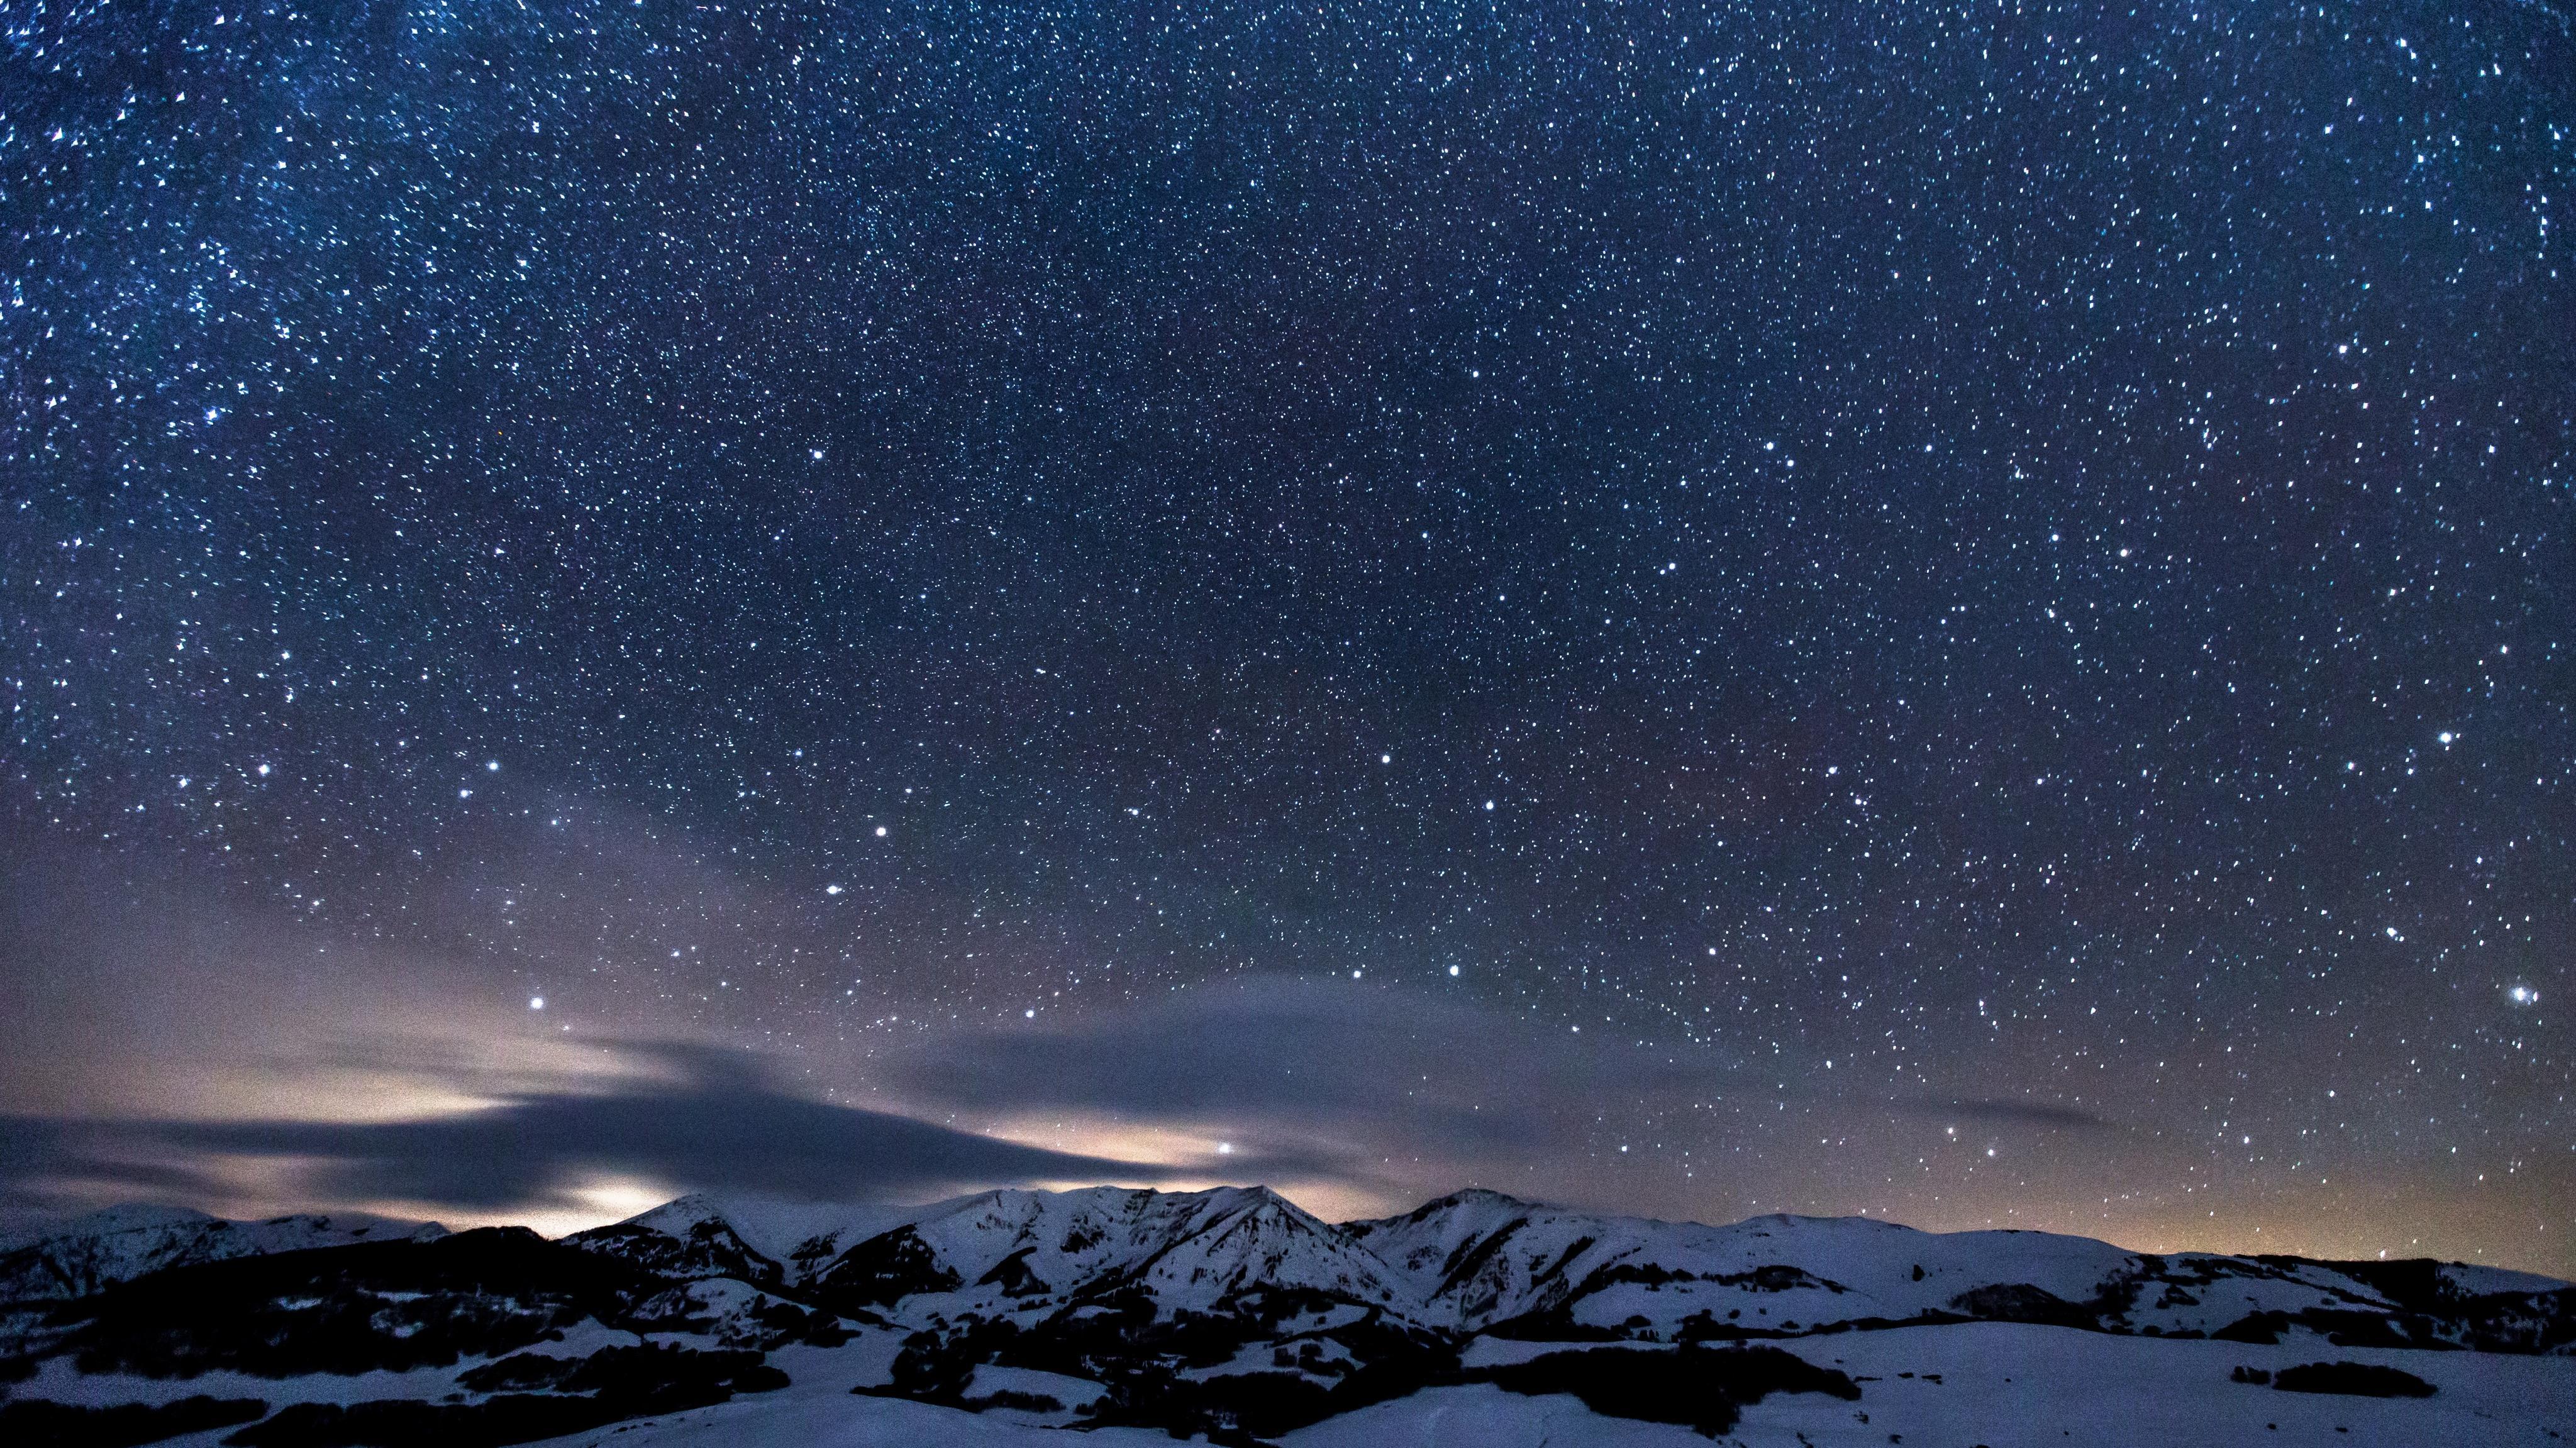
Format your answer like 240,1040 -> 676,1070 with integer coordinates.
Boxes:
4,0 -> 2571,1273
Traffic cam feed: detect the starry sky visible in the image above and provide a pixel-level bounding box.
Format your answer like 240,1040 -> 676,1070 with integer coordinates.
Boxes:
3,0 -> 2571,1271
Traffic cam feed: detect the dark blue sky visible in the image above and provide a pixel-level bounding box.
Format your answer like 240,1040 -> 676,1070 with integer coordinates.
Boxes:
3,0 -> 2570,1268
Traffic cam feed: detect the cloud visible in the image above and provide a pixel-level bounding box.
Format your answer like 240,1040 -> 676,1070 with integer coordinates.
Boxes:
0,982 -> 2123,1235
0,1116 -> 240,1221
9,988 -> 1619,1227
889,975 -> 1744,1157
0,1043 -> 1201,1219
1894,1097 -> 2116,1131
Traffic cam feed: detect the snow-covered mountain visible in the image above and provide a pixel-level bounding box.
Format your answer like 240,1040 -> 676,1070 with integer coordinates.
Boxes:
3,1187 -> 2570,1447
567,1183 -> 2576,1355
0,1203 -> 444,1303
579,1186 -> 1418,1326
1341,1188 -> 2564,1347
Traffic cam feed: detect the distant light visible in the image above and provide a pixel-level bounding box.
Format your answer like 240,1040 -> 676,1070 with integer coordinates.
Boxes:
875,825 -> 887,837
825,884 -> 844,896
486,760 -> 501,771
1380,753 -> 1391,765
257,763 -> 270,776
1448,964 -> 1460,977
2437,731 -> 2456,746
1484,799 -> 1496,811
2509,985 -> 2540,1007
1216,1142 -> 1233,1156
1025,1009 -> 1036,1019
529,996 -> 545,1010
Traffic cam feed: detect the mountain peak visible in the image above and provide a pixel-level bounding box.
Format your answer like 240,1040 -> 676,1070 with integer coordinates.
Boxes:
1385,1186 -> 1548,1221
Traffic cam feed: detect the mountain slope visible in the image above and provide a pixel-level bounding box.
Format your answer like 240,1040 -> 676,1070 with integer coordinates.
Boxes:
1345,1190 -> 2570,1349
6,1186 -> 2566,1448
831,1185 -> 1416,1318
0,1204 -> 445,1304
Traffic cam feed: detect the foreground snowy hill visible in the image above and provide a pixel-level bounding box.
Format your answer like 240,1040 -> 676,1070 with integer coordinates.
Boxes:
3,1186 -> 2569,1445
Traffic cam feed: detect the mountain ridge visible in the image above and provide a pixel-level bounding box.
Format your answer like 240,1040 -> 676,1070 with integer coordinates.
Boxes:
4,1186 -> 2570,1447
0,1203 -> 447,1304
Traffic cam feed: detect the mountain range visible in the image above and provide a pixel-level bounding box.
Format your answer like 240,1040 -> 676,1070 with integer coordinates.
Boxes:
4,1186 -> 2570,1445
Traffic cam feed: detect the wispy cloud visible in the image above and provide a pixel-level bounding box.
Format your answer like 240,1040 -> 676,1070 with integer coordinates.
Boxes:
887,975 -> 1743,1152
1894,1097 -> 2117,1131
0,1042 -> 1200,1220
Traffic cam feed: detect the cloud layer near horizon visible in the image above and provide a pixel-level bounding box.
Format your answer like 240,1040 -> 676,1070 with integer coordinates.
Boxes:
1,975 -> 2138,1234
0,1041 -> 1204,1220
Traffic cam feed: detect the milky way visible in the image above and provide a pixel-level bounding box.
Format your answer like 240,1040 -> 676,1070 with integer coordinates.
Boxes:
3,0 -> 2570,1267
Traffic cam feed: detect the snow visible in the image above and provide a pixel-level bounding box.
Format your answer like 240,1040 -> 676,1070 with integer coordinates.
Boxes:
866,1185 -> 1417,1321
0,1203 -> 444,1302
623,1193 -> 918,1269
1748,1321 -> 2576,1447
2440,1263 -> 2570,1298
12,1351 -> 478,1415
965,1362 -> 1104,1410
489,1326 -> 2576,1448
599,1186 -> 2573,1349
11,1186 -> 2572,1446
1280,1382 -> 1711,1447
1346,1193 -> 2523,1340
605,1185 -> 1423,1327
504,1368 -> 1183,1448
